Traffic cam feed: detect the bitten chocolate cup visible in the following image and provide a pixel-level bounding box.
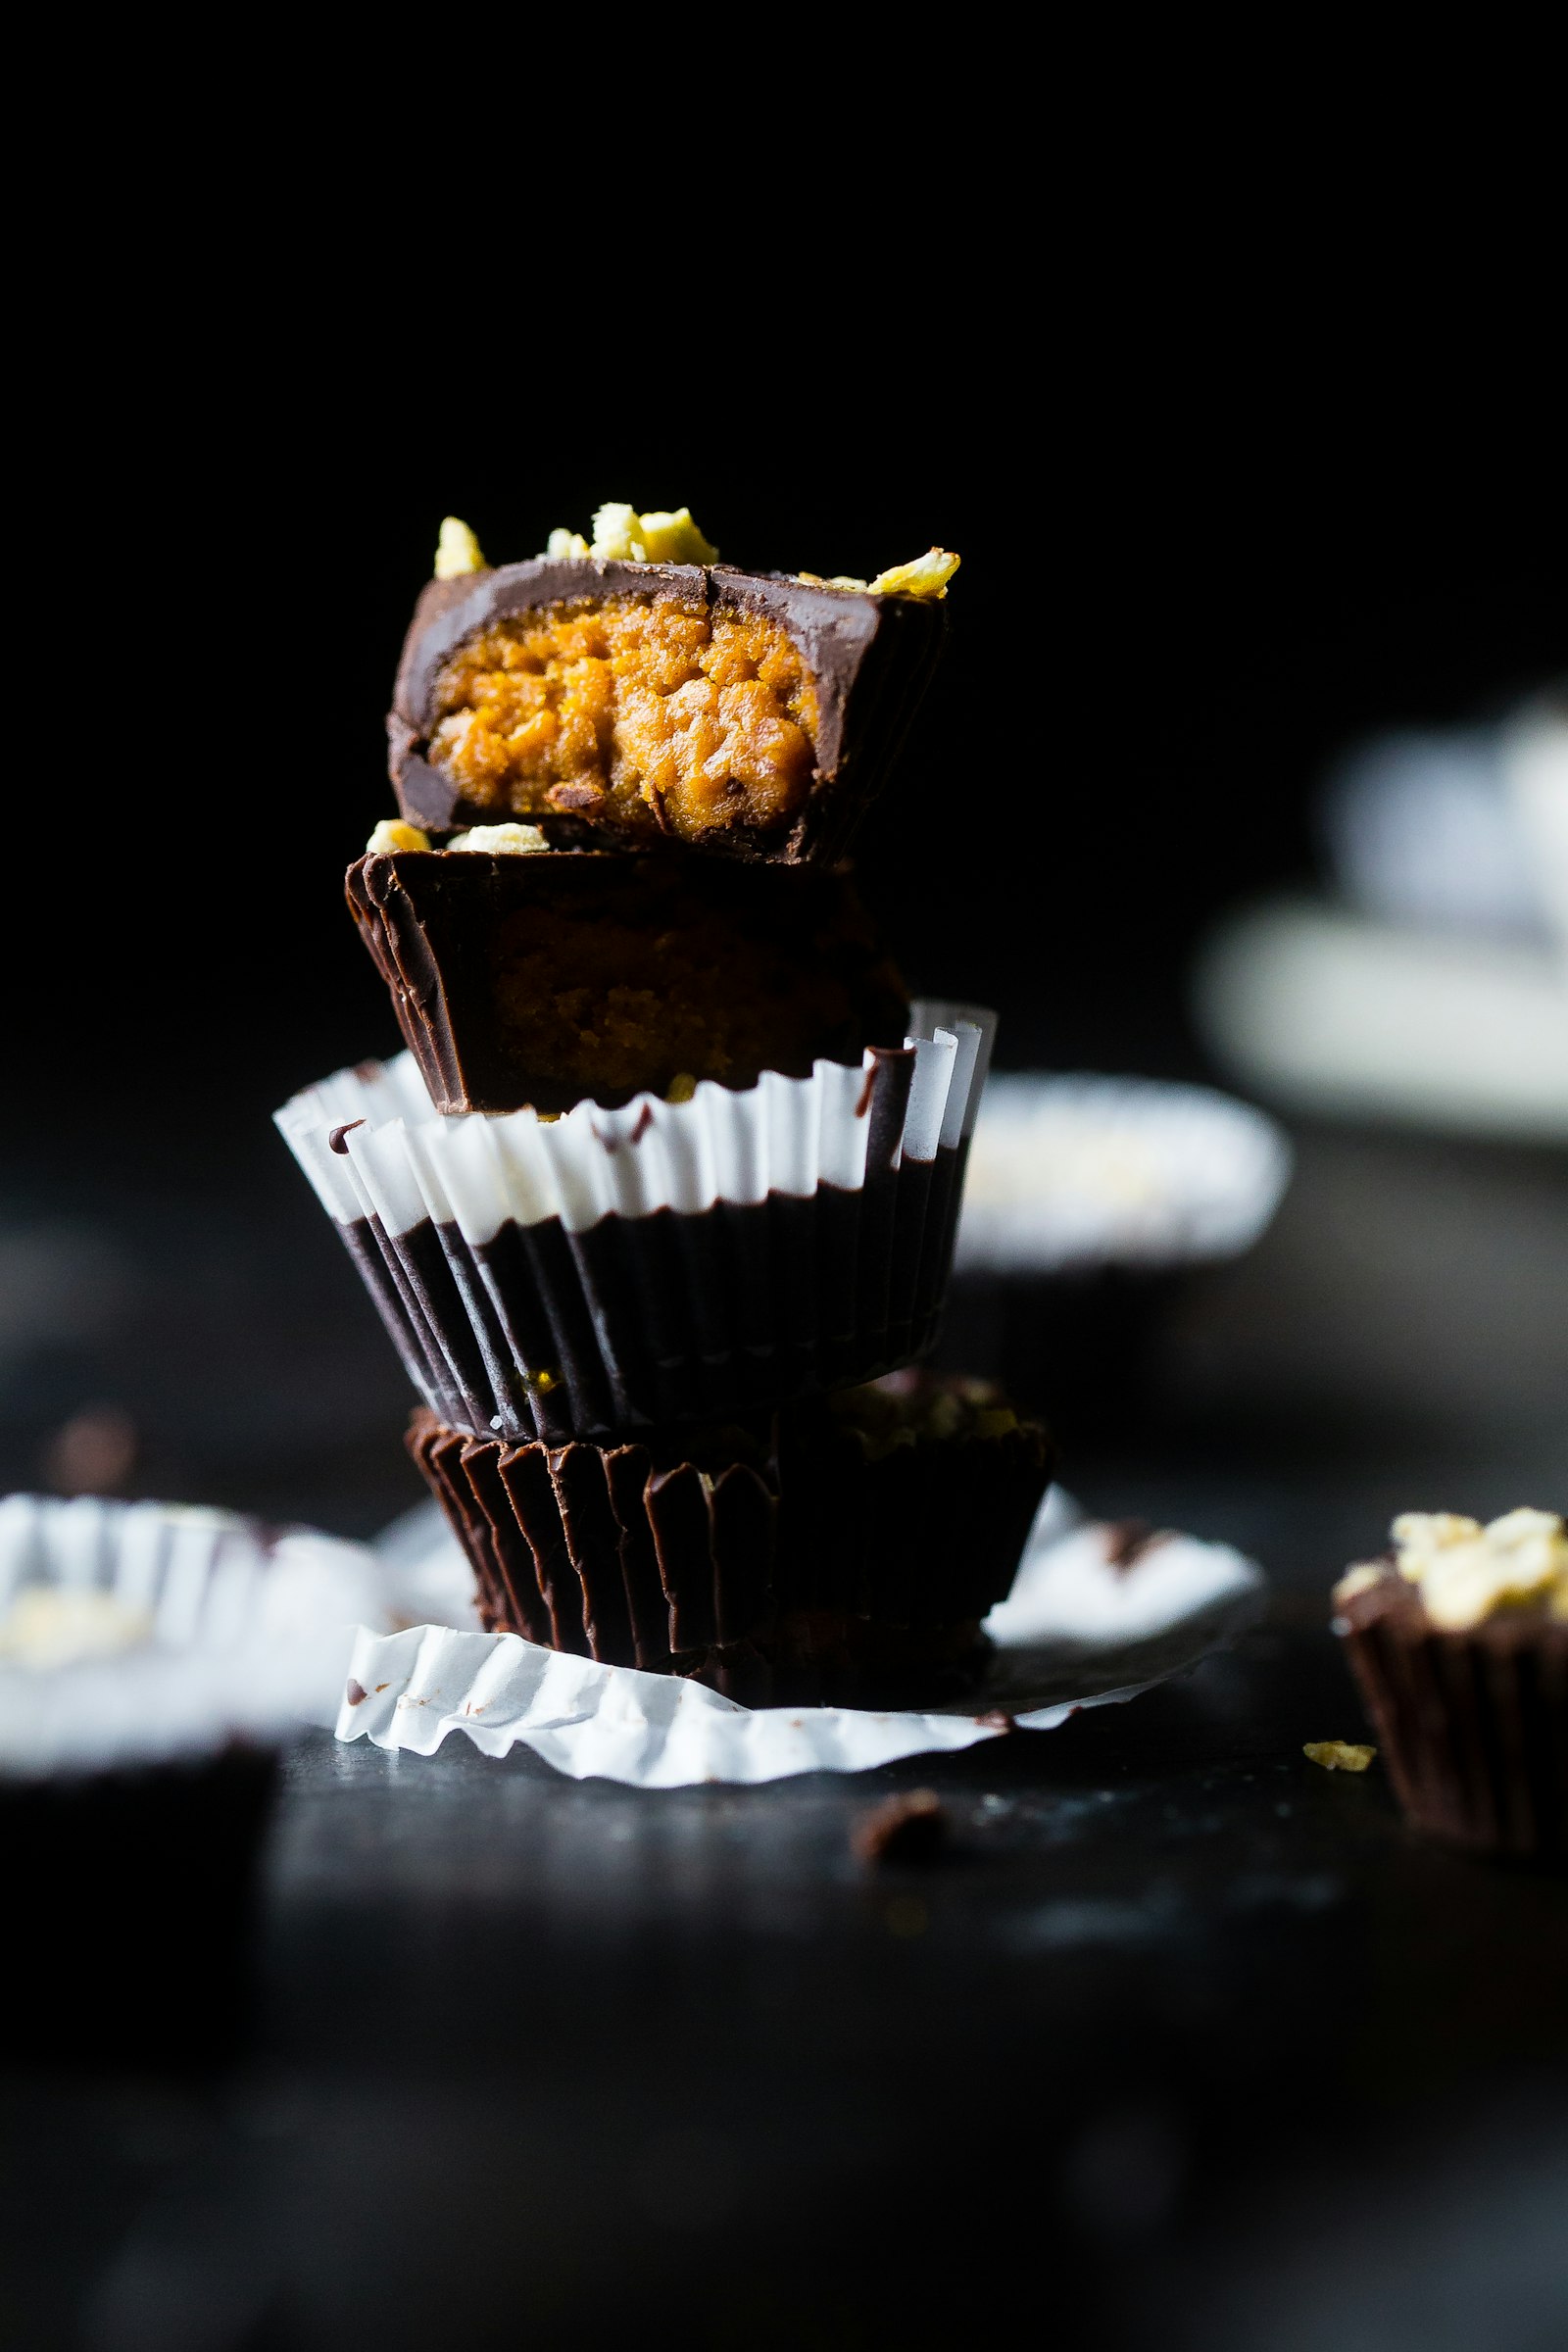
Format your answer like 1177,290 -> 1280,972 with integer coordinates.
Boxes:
1335,1567 -> 1568,1859
387,557 -> 949,864
346,848 -> 910,1116
406,1371 -> 1054,1707
274,1004 -> 996,1445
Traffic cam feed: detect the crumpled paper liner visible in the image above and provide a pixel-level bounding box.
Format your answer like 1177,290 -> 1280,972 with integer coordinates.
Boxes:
335,1494 -> 1265,1787
0,1494 -> 379,1775
275,1002 -> 994,1444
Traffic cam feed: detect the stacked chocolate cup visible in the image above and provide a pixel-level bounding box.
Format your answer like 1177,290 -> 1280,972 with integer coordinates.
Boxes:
278,511 -> 1054,1702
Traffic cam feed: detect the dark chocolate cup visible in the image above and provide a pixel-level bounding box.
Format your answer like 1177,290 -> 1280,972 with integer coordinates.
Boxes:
1336,1572 -> 1568,1860
407,1383 -> 1054,1709
345,849 -> 911,1116
388,557 -> 949,866
275,1008 -> 994,1444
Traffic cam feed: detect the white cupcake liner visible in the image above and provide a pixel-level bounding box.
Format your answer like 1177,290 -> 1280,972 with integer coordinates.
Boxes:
276,1001 -> 996,1442
954,1073 -> 1292,1275
333,1490 -> 1265,1786
0,1494 -> 378,1778
0,1487 -> 1263,1789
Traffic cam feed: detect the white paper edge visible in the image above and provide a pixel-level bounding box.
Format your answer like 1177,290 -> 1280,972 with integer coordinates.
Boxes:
331,1504 -> 1267,1788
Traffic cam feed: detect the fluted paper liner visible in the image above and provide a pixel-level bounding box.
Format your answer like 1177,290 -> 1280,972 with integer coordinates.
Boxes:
276,1002 -> 995,1442
1337,1580 -> 1567,1859
406,1396 -> 1054,1705
0,1494 -> 379,1776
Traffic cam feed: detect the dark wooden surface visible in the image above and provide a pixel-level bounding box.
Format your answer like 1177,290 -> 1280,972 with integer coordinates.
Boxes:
1,1113 -> 1565,2350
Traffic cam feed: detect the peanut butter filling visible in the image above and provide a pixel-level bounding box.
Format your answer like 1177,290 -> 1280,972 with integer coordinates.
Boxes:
487,899 -> 863,1102
427,596 -> 820,847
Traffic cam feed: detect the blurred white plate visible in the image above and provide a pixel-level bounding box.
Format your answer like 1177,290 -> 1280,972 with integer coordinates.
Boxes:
1195,899 -> 1568,1144
956,1074 -> 1293,1274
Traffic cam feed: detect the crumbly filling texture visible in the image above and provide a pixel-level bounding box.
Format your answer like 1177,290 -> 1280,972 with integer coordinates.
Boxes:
488,901 -> 859,1101
428,597 -> 820,846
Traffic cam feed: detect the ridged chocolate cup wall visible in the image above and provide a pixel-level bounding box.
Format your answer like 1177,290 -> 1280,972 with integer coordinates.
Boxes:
387,558 -> 949,865
345,849 -> 910,1114
408,1390 -> 1054,1706
1336,1568 -> 1568,1858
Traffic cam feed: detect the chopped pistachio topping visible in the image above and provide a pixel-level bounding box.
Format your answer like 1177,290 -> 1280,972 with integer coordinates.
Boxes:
1303,1740 -> 1377,1772
869,548 -> 960,598
1332,1562 -> 1387,1606
637,508 -> 720,563
796,548 -> 960,600
1390,1506 -> 1568,1630
665,1072 -> 697,1103
973,1406 -> 1019,1440
434,515 -> 486,579
582,502 -> 719,564
367,817 -> 431,855
447,822 -> 549,855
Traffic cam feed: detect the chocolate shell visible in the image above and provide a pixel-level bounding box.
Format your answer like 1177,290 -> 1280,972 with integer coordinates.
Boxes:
1335,1566 -> 1567,1858
408,1375 -> 1054,1706
276,1011 -> 994,1444
387,557 -> 949,864
345,848 -> 910,1115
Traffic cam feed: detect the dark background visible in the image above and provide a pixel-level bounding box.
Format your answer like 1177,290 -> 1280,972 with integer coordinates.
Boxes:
5,235 -> 1567,2350
24,283 -> 1567,1122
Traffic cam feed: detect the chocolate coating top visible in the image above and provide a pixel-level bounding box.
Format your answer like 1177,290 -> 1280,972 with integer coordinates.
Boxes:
387,557 -> 949,862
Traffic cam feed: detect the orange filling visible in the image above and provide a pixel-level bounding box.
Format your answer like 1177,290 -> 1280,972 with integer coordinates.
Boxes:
488,901 -> 863,1102
428,596 -> 820,845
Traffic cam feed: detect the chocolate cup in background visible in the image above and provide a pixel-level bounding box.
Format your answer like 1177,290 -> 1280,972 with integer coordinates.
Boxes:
346,849 -> 910,1115
275,1005 -> 995,1445
938,1075 -> 1294,1445
1336,1570 -> 1567,1861
934,1264 -> 1191,1445
388,556 -> 949,865
408,1386 -> 1054,1707
1,1745 -> 278,2067
0,1493 -> 372,2064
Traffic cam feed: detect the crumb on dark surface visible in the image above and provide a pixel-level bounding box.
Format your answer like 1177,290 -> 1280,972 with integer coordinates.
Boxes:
852,1788 -> 950,1866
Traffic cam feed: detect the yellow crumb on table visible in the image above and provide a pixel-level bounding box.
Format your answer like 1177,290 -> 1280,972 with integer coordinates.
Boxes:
1303,1740 -> 1377,1773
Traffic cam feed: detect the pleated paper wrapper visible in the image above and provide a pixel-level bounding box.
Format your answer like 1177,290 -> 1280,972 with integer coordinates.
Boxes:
275,1001 -> 995,1443
0,1494 -> 378,1777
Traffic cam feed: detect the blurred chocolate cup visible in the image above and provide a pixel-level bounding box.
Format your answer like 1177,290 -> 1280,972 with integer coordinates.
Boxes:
0,1495 -> 359,2064
938,1075 -> 1292,1443
1334,1561 -> 1567,1861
